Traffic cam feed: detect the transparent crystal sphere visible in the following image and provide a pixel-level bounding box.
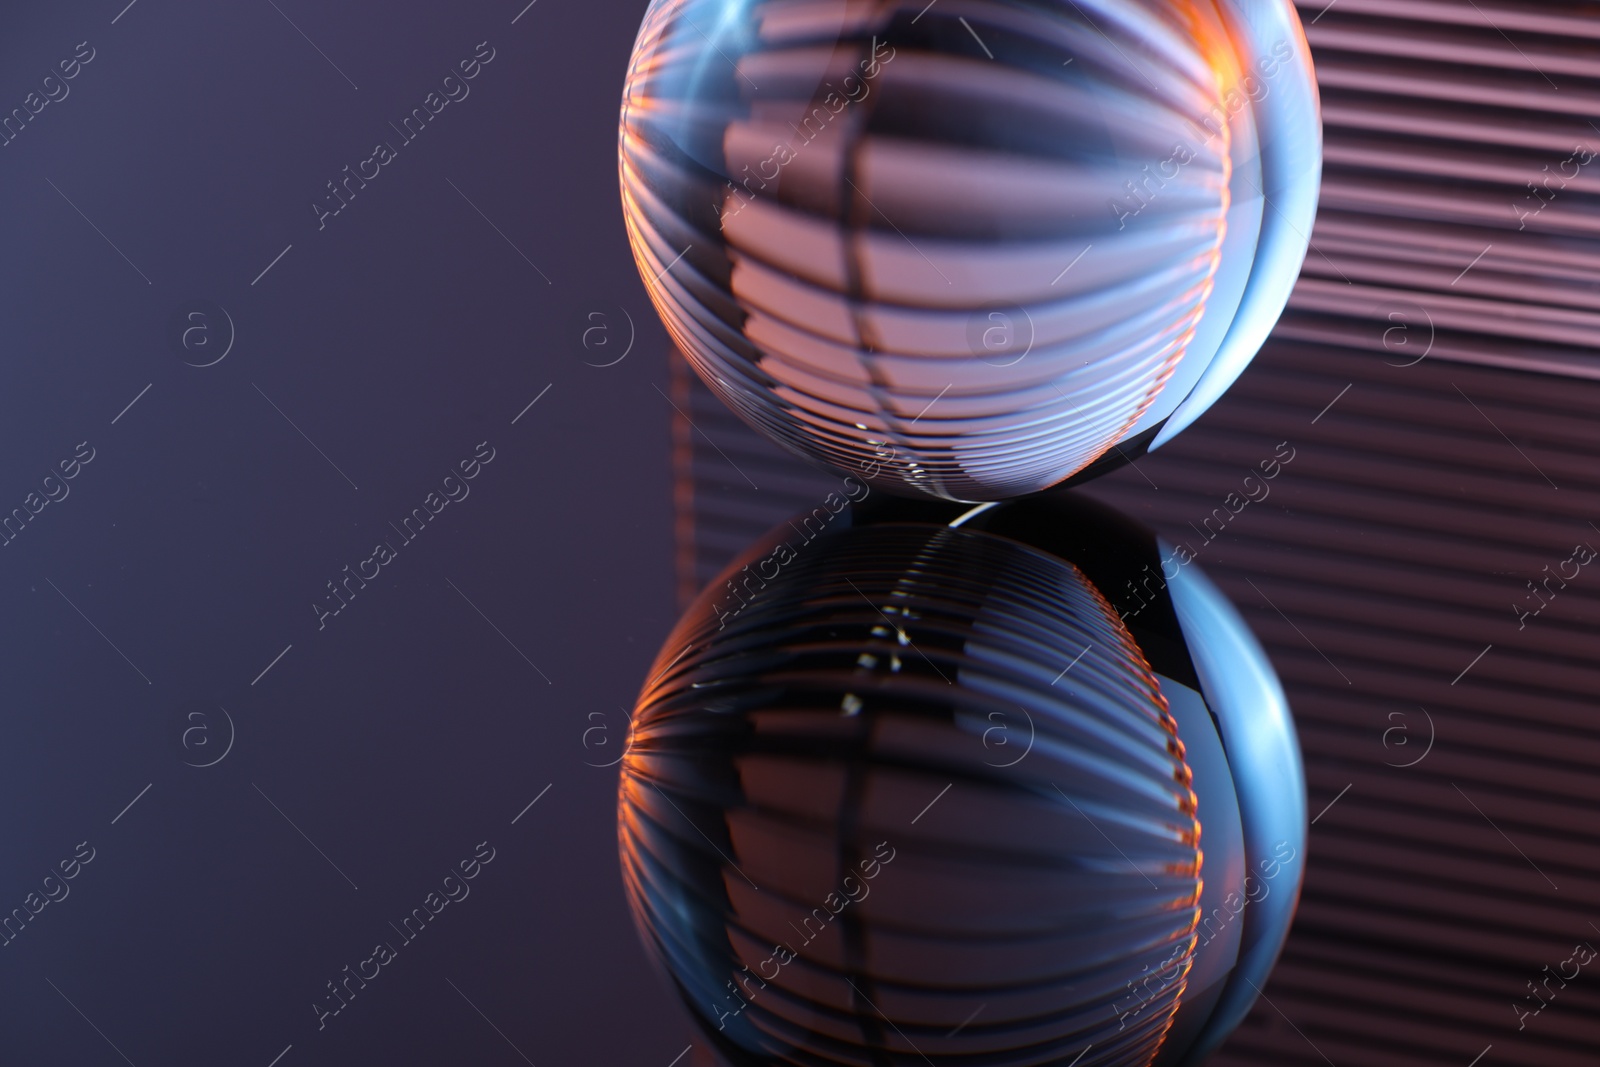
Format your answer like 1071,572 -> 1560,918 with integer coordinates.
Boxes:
618,494 -> 1306,1067
619,0 -> 1319,501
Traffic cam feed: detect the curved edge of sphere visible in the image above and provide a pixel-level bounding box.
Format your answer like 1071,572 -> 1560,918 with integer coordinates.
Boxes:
1150,0 -> 1321,451
1164,543 -> 1307,1065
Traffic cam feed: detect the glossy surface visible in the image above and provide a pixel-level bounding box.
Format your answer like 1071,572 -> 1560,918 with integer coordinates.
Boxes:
620,495 -> 1306,1065
620,0 -> 1320,500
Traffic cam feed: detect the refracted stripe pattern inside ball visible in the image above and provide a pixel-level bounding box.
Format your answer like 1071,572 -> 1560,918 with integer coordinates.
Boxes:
620,0 -> 1241,500
619,523 -> 1204,1065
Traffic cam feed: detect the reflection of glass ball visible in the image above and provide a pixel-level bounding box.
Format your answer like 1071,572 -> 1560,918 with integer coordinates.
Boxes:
619,495 -> 1305,1067
619,0 -> 1319,501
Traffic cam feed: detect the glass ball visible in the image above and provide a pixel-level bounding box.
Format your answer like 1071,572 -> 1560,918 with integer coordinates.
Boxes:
619,0 -> 1320,501
618,494 -> 1306,1066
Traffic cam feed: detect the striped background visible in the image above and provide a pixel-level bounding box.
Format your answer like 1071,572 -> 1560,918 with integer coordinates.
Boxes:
669,2 -> 1600,1062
